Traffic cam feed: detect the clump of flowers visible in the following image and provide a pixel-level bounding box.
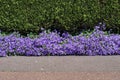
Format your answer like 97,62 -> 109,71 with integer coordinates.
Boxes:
0,23 -> 120,57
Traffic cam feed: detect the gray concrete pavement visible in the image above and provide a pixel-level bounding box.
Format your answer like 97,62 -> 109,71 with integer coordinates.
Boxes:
0,56 -> 120,72
0,72 -> 120,80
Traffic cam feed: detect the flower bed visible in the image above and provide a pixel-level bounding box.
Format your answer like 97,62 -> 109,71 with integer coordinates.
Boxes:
0,24 -> 120,57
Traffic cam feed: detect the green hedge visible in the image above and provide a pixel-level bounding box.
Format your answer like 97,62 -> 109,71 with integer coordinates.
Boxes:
0,0 -> 119,35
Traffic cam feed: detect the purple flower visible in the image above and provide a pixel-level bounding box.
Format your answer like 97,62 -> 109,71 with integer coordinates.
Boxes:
0,24 -> 120,57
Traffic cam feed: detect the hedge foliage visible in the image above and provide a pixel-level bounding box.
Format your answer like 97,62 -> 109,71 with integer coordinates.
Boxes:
0,0 -> 119,35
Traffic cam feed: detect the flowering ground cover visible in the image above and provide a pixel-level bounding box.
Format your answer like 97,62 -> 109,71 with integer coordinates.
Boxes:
0,23 -> 120,57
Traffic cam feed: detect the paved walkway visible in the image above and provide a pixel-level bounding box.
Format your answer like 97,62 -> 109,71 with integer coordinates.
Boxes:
0,56 -> 120,72
0,56 -> 120,80
0,72 -> 120,80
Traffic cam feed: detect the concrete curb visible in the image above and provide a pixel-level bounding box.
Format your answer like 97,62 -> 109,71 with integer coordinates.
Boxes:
0,56 -> 120,72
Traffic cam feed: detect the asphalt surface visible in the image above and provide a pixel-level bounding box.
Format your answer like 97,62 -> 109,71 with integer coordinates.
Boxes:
0,56 -> 120,80
0,56 -> 120,72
